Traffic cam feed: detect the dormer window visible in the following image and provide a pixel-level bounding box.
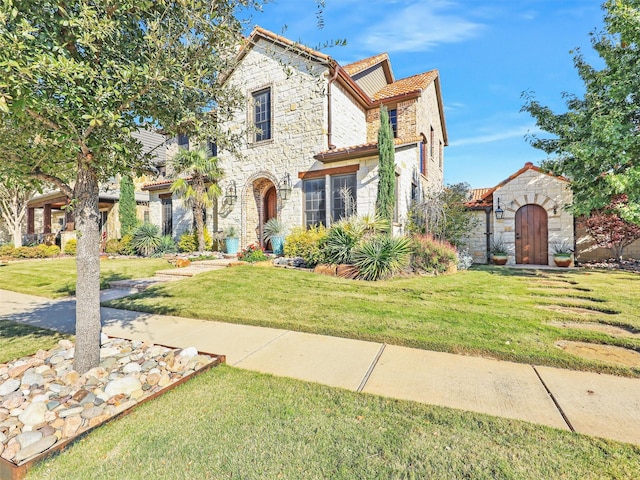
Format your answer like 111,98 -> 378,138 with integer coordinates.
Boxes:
253,87 -> 272,142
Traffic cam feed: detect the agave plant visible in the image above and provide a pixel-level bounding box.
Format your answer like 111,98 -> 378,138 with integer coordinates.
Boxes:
352,234 -> 412,281
154,235 -> 178,257
131,223 -> 162,257
263,218 -> 286,242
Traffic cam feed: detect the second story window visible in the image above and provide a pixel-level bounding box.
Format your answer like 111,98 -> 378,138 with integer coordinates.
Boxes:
253,87 -> 272,142
388,109 -> 398,138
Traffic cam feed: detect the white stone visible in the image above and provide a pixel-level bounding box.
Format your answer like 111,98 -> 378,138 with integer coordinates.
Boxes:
100,347 -> 121,359
0,379 -> 20,396
178,347 -> 198,359
18,402 -> 47,426
122,362 -> 141,374
104,376 -> 142,397
16,431 -> 43,449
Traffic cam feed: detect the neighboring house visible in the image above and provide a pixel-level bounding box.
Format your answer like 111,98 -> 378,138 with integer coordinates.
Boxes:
147,27 -> 447,248
465,162 -> 574,266
24,129 -> 166,248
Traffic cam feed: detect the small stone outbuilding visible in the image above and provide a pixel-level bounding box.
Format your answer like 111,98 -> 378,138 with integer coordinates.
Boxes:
465,162 -> 574,266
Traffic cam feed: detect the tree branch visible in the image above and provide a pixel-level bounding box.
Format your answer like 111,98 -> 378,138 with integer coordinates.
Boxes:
31,170 -> 74,198
25,108 -> 61,131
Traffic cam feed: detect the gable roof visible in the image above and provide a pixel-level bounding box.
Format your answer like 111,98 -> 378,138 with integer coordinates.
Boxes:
373,70 -> 438,101
343,53 -> 394,83
466,162 -> 570,209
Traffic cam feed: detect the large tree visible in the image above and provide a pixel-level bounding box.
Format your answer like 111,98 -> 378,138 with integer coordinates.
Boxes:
170,145 -> 223,253
375,106 -> 396,224
522,0 -> 640,224
0,0 -> 260,372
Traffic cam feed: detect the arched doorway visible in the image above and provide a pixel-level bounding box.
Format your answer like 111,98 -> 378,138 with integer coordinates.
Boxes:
263,186 -> 277,250
515,204 -> 548,265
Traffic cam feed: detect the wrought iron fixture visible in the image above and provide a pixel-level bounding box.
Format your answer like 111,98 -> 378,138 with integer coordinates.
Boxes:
553,204 -> 558,215
495,198 -> 504,220
224,180 -> 237,207
278,172 -> 292,201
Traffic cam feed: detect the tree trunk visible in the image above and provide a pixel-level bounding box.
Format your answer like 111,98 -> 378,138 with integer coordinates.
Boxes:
73,158 -> 102,374
195,200 -> 205,253
12,225 -> 22,247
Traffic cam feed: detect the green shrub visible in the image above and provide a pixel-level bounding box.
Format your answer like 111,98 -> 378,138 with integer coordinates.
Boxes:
352,235 -> 412,281
34,244 -> 50,258
46,245 -> 61,257
63,239 -> 77,256
0,244 -> 16,257
284,225 -> 327,267
155,235 -> 178,256
131,223 -> 162,257
105,238 -> 120,254
323,223 -> 360,264
178,229 -> 213,253
14,246 -> 36,258
410,234 -> 458,274
238,243 -> 268,263
117,234 -> 135,255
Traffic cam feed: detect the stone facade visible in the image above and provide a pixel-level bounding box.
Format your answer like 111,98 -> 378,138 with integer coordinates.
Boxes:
466,164 -> 574,266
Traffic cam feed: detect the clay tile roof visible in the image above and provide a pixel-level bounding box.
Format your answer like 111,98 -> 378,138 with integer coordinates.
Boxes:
373,70 -> 438,101
470,188 -> 492,202
141,179 -> 174,191
343,53 -> 390,76
314,136 -> 423,162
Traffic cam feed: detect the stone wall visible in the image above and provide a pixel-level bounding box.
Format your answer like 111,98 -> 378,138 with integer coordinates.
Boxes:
415,83 -> 445,190
466,210 -> 490,263
491,169 -> 573,266
331,82 -> 367,148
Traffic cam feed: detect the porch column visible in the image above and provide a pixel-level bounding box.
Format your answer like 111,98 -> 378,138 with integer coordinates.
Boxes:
43,204 -> 52,233
27,207 -> 35,234
65,205 -> 75,231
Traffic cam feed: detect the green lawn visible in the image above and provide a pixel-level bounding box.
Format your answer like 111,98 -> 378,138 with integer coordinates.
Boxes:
104,265 -> 640,376
0,257 -> 173,298
0,320 -> 68,363
26,366 -> 640,480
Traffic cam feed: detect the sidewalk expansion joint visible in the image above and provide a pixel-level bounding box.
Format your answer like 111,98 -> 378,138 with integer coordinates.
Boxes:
232,330 -> 290,366
357,343 -> 386,393
532,365 -> 575,433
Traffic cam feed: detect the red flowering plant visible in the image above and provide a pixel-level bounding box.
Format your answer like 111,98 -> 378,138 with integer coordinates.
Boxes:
237,243 -> 269,263
582,195 -> 640,261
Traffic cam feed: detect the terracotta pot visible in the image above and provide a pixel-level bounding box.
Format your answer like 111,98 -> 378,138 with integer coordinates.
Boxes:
553,255 -> 572,267
492,254 -> 508,265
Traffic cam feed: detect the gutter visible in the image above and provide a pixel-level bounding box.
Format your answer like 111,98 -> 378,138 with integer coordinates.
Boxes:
327,64 -> 340,150
485,207 -> 492,264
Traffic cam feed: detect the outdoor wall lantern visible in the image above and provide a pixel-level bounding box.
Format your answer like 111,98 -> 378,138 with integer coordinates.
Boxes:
279,172 -> 292,201
224,180 -> 237,206
553,204 -> 558,215
494,198 -> 504,220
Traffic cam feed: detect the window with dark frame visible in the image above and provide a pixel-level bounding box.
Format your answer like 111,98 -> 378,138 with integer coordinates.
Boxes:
161,197 -> 173,236
331,174 -> 357,221
303,178 -> 326,227
420,141 -> 427,176
439,140 -> 443,170
429,126 -> 435,159
177,134 -> 189,149
388,108 -> 398,138
253,88 -> 272,142
207,140 -> 218,157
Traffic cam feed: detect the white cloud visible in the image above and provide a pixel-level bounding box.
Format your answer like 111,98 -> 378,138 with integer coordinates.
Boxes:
358,1 -> 485,53
448,125 -> 541,147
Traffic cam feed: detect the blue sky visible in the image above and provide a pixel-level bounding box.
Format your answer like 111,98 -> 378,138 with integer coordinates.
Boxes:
245,0 -> 605,189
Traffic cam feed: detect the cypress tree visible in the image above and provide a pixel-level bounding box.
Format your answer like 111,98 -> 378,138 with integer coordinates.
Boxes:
119,174 -> 137,236
375,105 -> 396,223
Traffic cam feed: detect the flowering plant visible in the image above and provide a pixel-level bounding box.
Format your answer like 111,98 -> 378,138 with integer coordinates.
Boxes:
238,243 -> 268,263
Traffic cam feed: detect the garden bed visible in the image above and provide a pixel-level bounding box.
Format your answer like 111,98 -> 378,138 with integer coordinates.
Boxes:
0,337 -> 224,480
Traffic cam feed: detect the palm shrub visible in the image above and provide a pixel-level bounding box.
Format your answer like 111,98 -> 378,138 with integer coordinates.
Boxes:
284,225 -> 327,267
411,234 -> 458,274
352,235 -> 412,281
131,223 -> 162,257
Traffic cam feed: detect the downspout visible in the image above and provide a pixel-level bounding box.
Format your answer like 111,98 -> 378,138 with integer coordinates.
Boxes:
327,64 -> 339,150
485,207 -> 492,264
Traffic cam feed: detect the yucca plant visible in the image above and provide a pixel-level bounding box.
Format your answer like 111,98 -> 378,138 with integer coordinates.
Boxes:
352,235 -> 412,281
131,223 -> 162,257
323,222 -> 360,264
154,235 -> 178,257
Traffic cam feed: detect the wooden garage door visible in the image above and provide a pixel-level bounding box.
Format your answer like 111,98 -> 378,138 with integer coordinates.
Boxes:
515,204 -> 548,265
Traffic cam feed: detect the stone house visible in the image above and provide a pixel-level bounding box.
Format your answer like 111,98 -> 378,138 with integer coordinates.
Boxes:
145,27 -> 447,248
465,162 -> 574,266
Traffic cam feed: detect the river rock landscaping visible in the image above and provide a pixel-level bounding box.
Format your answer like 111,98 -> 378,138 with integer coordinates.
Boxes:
0,336 -> 218,469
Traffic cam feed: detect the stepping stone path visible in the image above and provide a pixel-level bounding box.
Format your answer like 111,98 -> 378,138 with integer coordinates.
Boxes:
549,321 -> 640,340
555,340 -> 640,369
0,337 -> 216,466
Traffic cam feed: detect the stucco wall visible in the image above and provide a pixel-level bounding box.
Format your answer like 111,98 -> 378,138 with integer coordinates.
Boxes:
330,82 -> 367,148
576,222 -> 640,262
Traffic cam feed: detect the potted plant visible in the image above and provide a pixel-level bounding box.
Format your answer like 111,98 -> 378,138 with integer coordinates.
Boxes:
263,218 -> 287,255
224,226 -> 239,255
552,240 -> 573,267
490,237 -> 508,265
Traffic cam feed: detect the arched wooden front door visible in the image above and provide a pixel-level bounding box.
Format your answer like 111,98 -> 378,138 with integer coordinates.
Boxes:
515,204 -> 548,265
263,186 -> 277,249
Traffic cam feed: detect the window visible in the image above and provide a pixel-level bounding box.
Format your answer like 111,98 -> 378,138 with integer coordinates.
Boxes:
161,197 -> 173,236
411,182 -> 419,202
331,174 -> 357,221
207,140 -> 218,157
429,126 -> 435,159
253,88 -> 271,142
420,141 -> 427,176
303,179 -> 326,227
177,134 -> 189,149
388,109 -> 398,138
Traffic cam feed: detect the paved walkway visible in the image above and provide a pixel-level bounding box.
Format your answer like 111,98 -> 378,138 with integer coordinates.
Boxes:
1,287 -> 639,447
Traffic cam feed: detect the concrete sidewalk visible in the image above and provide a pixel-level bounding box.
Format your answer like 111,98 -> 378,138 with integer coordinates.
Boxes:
1,288 -> 639,446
